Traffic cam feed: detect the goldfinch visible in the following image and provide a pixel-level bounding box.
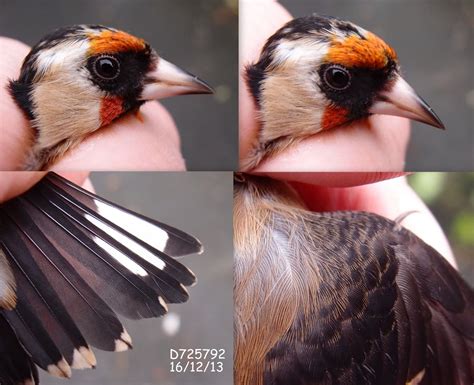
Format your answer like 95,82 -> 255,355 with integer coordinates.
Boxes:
0,173 -> 202,384
243,14 -> 445,170
8,25 -> 213,170
234,174 -> 473,385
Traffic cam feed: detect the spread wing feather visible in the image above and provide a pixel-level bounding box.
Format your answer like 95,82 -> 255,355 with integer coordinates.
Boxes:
0,314 -> 39,385
0,172 -> 201,384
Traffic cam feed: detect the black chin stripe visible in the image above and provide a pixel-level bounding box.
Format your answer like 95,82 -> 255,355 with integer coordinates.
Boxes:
245,63 -> 266,107
8,80 -> 36,123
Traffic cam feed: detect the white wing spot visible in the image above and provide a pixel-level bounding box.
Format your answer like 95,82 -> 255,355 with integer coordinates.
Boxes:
85,211 -> 165,271
95,200 -> 170,253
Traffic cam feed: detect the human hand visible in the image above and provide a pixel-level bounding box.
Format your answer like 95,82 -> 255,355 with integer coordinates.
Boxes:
273,172 -> 456,267
0,172 -> 90,203
0,37 -> 185,171
240,0 -> 410,171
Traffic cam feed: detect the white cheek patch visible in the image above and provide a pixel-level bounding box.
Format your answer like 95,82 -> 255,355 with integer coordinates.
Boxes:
30,38 -> 106,149
94,201 -> 170,253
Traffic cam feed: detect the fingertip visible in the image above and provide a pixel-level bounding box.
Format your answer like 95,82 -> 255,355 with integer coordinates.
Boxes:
278,172 -> 408,187
0,38 -> 32,170
292,175 -> 455,267
0,37 -> 30,67
51,101 -> 185,171
56,171 -> 91,187
252,115 -> 411,173
240,1 -> 292,166
0,171 -> 90,205
0,172 -> 45,202
240,1 -> 292,64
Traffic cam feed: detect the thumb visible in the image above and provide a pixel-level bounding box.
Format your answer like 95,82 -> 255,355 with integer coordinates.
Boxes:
0,172 -> 89,203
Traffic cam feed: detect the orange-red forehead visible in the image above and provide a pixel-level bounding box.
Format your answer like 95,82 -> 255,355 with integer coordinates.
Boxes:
325,32 -> 397,69
88,30 -> 146,55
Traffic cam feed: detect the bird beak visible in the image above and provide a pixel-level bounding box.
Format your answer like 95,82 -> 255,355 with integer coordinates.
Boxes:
140,58 -> 214,100
370,76 -> 445,129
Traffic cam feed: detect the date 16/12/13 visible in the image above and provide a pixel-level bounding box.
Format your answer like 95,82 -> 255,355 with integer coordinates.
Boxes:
169,348 -> 226,373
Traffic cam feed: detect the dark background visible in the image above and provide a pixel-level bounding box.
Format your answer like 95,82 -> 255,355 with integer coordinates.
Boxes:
47,172 -> 233,385
279,0 -> 474,171
0,0 -> 238,170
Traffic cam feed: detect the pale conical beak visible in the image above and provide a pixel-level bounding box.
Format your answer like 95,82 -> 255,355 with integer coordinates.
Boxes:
139,58 -> 214,100
369,76 -> 445,129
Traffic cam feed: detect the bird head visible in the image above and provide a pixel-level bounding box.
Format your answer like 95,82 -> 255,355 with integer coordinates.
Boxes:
246,15 -> 444,145
9,25 -> 213,168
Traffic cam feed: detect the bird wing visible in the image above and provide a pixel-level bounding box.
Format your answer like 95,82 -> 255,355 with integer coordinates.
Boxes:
47,173 -> 203,258
0,315 -> 39,385
394,228 -> 474,385
0,172 -> 201,383
236,209 -> 473,385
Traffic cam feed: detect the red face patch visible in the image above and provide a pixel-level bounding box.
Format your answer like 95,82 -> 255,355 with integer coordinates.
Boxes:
321,105 -> 349,131
325,32 -> 397,69
100,96 -> 124,127
89,30 -> 146,55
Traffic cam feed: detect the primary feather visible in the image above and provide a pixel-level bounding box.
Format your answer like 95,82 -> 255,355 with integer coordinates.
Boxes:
0,173 -> 202,384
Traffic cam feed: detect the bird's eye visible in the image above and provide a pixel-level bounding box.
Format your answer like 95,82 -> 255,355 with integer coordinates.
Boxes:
93,56 -> 120,80
323,65 -> 351,90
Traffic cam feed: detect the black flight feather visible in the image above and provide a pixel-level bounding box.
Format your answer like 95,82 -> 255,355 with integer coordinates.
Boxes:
0,172 -> 202,384
0,314 -> 39,385
48,173 -> 203,259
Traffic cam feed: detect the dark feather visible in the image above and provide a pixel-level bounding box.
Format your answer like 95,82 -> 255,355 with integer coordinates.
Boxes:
0,172 -> 201,381
234,175 -> 474,385
0,314 -> 39,385
48,167 -> 202,260
7,81 -> 35,122
31,179 -> 192,306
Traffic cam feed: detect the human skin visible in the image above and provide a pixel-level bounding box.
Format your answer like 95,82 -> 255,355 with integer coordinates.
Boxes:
0,37 -> 185,171
285,173 -> 456,267
0,172 -> 90,202
240,0 -> 410,172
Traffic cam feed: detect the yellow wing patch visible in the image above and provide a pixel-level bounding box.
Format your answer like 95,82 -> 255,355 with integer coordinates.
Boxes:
88,30 -> 146,55
326,31 -> 397,69
406,369 -> 425,385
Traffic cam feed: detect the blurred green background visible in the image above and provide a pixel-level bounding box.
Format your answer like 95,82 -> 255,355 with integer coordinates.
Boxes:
408,173 -> 474,284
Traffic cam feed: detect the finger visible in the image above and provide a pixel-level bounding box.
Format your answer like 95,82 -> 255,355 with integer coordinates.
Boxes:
253,115 -> 410,172
51,101 -> 185,171
293,175 -> 456,266
0,171 -> 89,202
0,38 -> 32,170
239,0 -> 292,162
261,171 -> 407,187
